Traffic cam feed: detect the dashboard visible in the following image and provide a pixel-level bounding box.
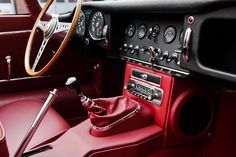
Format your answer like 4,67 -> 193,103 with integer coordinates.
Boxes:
72,0 -> 236,83
119,14 -> 188,77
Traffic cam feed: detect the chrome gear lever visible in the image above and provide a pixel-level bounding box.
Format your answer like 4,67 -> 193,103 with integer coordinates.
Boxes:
65,77 -> 106,115
65,77 -> 82,95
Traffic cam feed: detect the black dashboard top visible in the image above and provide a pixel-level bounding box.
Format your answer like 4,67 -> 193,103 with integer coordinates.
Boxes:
83,0 -> 236,13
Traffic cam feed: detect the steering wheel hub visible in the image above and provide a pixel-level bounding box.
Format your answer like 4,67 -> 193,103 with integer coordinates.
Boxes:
44,18 -> 57,39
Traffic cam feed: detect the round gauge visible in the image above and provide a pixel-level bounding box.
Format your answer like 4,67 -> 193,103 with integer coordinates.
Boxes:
89,11 -> 104,40
75,11 -> 86,36
137,24 -> 147,39
125,24 -> 136,37
163,26 -> 177,44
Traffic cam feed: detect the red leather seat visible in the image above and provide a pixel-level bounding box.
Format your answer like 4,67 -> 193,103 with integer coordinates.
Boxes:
0,99 -> 70,157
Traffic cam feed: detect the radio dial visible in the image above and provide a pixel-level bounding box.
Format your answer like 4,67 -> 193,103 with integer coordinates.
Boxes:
124,78 -> 163,106
148,90 -> 162,101
124,82 -> 135,90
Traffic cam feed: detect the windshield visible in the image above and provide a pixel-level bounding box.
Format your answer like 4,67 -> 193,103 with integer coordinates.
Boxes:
39,0 -> 117,15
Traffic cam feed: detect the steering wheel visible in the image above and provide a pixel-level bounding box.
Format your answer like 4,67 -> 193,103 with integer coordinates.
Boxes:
24,0 -> 82,76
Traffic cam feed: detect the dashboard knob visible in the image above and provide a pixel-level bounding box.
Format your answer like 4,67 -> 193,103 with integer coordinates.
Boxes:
149,57 -> 157,65
152,25 -> 160,38
159,51 -> 169,61
147,25 -> 160,40
119,43 -> 128,52
130,45 -> 140,54
140,46 -> 149,53
148,46 -> 161,56
126,44 -> 133,54
166,52 -> 178,62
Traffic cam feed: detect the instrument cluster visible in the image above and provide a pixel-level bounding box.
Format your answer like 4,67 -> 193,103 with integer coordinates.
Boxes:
120,17 -> 189,76
75,11 -> 86,36
75,10 -> 108,43
124,23 -> 182,45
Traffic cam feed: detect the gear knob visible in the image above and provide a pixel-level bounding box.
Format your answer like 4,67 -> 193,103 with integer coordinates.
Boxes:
65,77 -> 82,94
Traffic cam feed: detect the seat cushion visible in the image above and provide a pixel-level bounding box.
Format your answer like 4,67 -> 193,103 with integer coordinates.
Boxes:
0,99 -> 70,156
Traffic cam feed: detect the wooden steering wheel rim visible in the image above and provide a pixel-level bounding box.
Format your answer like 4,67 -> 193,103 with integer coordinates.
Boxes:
24,0 -> 82,76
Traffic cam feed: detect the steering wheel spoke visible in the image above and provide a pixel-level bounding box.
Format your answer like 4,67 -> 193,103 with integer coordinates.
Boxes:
37,20 -> 48,32
54,22 -> 72,34
32,38 -> 49,72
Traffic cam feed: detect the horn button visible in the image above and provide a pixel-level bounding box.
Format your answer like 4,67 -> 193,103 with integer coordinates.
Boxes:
44,18 -> 58,39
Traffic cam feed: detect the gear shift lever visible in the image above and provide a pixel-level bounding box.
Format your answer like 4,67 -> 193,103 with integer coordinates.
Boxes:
65,77 -> 82,95
65,77 -> 106,115
65,77 -> 152,137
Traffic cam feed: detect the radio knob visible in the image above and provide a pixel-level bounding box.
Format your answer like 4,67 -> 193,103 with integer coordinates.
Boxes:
124,82 -> 135,90
148,90 -> 162,101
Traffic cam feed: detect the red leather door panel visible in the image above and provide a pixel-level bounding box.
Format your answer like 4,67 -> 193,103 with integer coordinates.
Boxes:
0,15 -> 33,80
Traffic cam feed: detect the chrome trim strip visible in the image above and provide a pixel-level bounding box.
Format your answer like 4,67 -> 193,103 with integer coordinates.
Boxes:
121,55 -> 190,76
0,30 -> 31,36
92,104 -> 141,132
0,75 -> 49,83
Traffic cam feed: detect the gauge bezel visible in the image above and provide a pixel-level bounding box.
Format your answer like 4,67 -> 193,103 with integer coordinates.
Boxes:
75,10 -> 86,37
125,24 -> 136,38
137,24 -> 147,39
163,26 -> 177,44
88,10 -> 105,41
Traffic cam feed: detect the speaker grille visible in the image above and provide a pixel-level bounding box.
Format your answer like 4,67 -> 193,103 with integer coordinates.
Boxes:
179,96 -> 212,136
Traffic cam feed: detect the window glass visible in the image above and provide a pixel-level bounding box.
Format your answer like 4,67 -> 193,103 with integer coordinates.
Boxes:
56,0 -> 65,2
39,0 -> 115,15
0,0 -> 28,14
39,0 -> 77,15
0,0 -> 11,3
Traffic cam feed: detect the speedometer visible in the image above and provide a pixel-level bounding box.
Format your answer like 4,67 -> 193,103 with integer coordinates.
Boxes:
75,11 -> 86,36
89,11 -> 104,40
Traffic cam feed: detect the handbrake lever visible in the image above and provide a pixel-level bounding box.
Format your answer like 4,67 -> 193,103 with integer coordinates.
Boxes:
14,89 -> 58,157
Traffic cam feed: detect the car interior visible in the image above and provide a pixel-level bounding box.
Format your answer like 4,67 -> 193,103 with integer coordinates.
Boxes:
0,0 -> 236,157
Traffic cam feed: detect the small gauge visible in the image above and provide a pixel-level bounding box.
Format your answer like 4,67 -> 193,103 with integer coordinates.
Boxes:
125,24 -> 136,37
75,11 -> 86,36
163,26 -> 176,44
179,30 -> 184,45
137,24 -> 147,39
89,11 -> 104,40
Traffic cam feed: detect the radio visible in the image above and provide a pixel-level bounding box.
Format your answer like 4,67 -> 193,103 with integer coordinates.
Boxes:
124,69 -> 163,106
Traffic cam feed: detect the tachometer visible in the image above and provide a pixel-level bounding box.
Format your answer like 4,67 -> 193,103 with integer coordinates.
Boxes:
75,11 -> 86,36
89,11 -> 104,40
